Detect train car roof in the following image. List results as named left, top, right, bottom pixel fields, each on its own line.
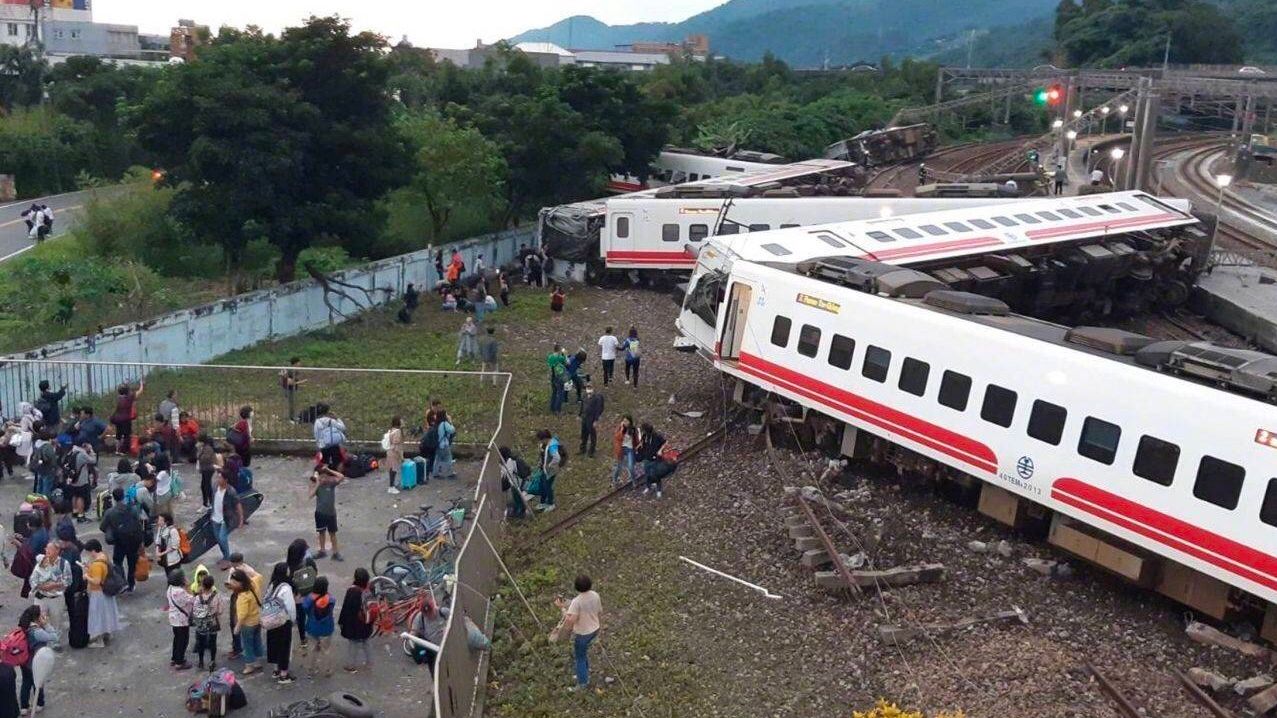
left=712, top=191, right=1197, bottom=267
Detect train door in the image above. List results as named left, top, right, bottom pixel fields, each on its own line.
left=606, top=211, right=634, bottom=264
left=719, top=282, right=752, bottom=361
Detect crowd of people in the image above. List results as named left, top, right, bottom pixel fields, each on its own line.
left=18, top=204, right=54, bottom=243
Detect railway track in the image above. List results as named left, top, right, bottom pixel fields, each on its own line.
left=866, top=138, right=1029, bottom=192
left=1156, top=137, right=1277, bottom=260
left=515, top=420, right=732, bottom=548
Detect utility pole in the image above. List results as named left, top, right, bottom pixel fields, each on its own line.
left=1161, top=33, right=1171, bottom=74
left=966, top=29, right=975, bottom=70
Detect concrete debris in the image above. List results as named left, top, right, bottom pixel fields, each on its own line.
left=1249, top=682, right=1277, bottom=714
left=840, top=552, right=867, bottom=570
left=818, top=563, right=946, bottom=592
left=1186, top=621, right=1272, bottom=660
left=1187, top=667, right=1233, bottom=692
left=878, top=605, right=1028, bottom=647
left=746, top=423, right=765, bottom=435
left=995, top=540, right=1013, bottom=558
left=1235, top=674, right=1275, bottom=695
left=672, top=410, right=705, bottom=419
left=1022, top=558, right=1058, bottom=576
left=967, top=540, right=989, bottom=553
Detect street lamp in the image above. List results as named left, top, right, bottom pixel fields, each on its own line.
left=1072, top=109, right=1083, bottom=119
left=1052, top=119, right=1064, bottom=129
left=1210, top=173, right=1233, bottom=251
left=1110, top=147, right=1126, bottom=189
left=1117, top=104, right=1130, bottom=134
left=1100, top=106, right=1111, bottom=135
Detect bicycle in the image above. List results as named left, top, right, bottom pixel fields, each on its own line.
left=371, top=583, right=449, bottom=639
left=386, top=497, right=466, bottom=544
left=373, top=519, right=459, bottom=576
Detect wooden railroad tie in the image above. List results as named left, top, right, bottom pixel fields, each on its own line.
left=878, top=606, right=1029, bottom=647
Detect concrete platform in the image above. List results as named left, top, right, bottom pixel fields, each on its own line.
left=1192, top=264, right=1277, bottom=353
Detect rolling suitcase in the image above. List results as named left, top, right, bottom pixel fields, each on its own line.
left=400, top=460, right=417, bottom=490
left=413, top=456, right=429, bottom=487
left=68, top=590, right=89, bottom=649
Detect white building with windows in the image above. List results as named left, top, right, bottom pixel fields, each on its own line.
left=0, top=1, right=93, bottom=49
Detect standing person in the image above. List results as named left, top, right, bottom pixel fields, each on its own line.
left=16, top=605, right=57, bottom=712
left=196, top=435, right=217, bottom=508
left=229, top=568, right=263, bottom=675
left=285, top=539, right=317, bottom=652
left=525, top=249, right=543, bottom=288
left=534, top=430, right=561, bottom=512
left=384, top=416, right=404, bottom=495
left=157, top=391, right=180, bottom=454
left=420, top=400, right=443, bottom=479
left=566, top=351, right=588, bottom=409
left=636, top=422, right=668, bottom=497
left=611, top=415, right=637, bottom=487
left=280, top=358, right=303, bottom=423
left=99, top=488, right=143, bottom=594
left=34, top=380, right=67, bottom=431
left=68, top=441, right=96, bottom=522
left=498, top=271, right=511, bottom=307
left=229, top=406, right=253, bottom=467
left=480, top=327, right=501, bottom=387
left=38, top=204, right=52, bottom=241
left=30, top=430, right=56, bottom=497
left=455, top=316, right=479, bottom=366
left=433, top=249, right=445, bottom=285
left=431, top=411, right=457, bottom=481
left=153, top=454, right=176, bottom=517
left=309, top=465, right=345, bottom=561
left=547, top=345, right=568, bottom=416
left=517, top=243, right=534, bottom=284
left=191, top=574, right=224, bottom=671
left=177, top=412, right=200, bottom=462
left=549, top=284, right=565, bottom=318
left=579, top=384, right=604, bottom=458
left=474, top=253, right=486, bottom=278
left=166, top=569, right=194, bottom=670
left=110, top=381, right=143, bottom=455
left=621, top=327, right=642, bottom=388
left=554, top=574, right=602, bottom=691
left=312, top=403, right=347, bottom=471
left=338, top=568, right=374, bottom=674
left=300, top=577, right=335, bottom=678
left=82, top=539, right=120, bottom=648
left=74, top=407, right=107, bottom=453
left=1053, top=166, right=1067, bottom=196
left=598, top=327, right=619, bottom=386
left=29, top=542, right=70, bottom=646
left=154, top=513, right=183, bottom=576
left=265, top=562, right=297, bottom=684
left=211, top=473, right=245, bottom=569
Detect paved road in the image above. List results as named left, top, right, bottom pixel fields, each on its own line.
left=0, top=185, right=130, bottom=262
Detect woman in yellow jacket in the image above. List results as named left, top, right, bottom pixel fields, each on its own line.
left=229, top=568, right=264, bottom=674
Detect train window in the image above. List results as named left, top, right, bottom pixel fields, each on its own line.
left=615, top=217, right=630, bottom=239
left=969, top=219, right=995, bottom=230
left=937, top=371, right=972, bottom=411
left=750, top=224, right=770, bottom=232
left=1193, top=456, right=1245, bottom=510
left=689, top=224, right=709, bottom=243
left=797, top=325, right=821, bottom=358
left=770, top=316, right=792, bottom=348
left=862, top=345, right=892, bottom=383
left=689, top=173, right=700, bottom=182
left=828, top=334, right=855, bottom=370
left=814, top=231, right=847, bottom=248
left=1036, top=211, right=1061, bottom=221
left=993, top=216, right=1017, bottom=227
left=1026, top=400, right=1067, bottom=445
left=1058, top=208, right=1082, bottom=219
left=1080, top=207, right=1102, bottom=216
left=1260, top=479, right=1277, bottom=527
left=1014, top=213, right=1041, bottom=224
left=1098, top=204, right=1120, bottom=214
left=895, top=228, right=923, bottom=240
left=919, top=225, right=947, bottom=236
left=662, top=224, right=680, bottom=242
left=725, top=166, right=745, bottom=173
left=780, top=223, right=800, bottom=229
left=1116, top=202, right=1137, bottom=211
left=717, top=224, right=740, bottom=235
left=944, top=222, right=971, bottom=233
left=867, top=231, right=895, bottom=243
left=1078, top=417, right=1121, bottom=465
left=1132, top=435, right=1180, bottom=486
left=762, top=243, right=791, bottom=256
left=980, top=385, right=1018, bottom=428
left=898, top=358, right=930, bottom=396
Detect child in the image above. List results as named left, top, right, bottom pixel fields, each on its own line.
left=301, top=576, right=335, bottom=677
left=441, top=292, right=457, bottom=312
left=338, top=569, right=374, bottom=673
left=549, top=285, right=565, bottom=318
left=192, top=574, right=224, bottom=670
left=166, top=568, right=194, bottom=670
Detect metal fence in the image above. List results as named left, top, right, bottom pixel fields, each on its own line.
left=0, top=358, right=504, bottom=451
left=1, top=226, right=536, bottom=366
left=433, top=371, right=512, bottom=718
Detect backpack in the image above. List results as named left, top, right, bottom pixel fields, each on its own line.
left=177, top=527, right=192, bottom=559
left=192, top=593, right=219, bottom=634
left=100, top=559, right=126, bottom=596
left=380, top=431, right=393, bottom=452
left=0, top=628, right=29, bottom=666
left=259, top=587, right=290, bottom=631
left=123, top=484, right=139, bottom=505
left=420, top=424, right=440, bottom=454
left=236, top=468, right=253, bottom=492
left=225, top=427, right=246, bottom=450
left=28, top=444, right=54, bottom=475
left=291, top=564, right=317, bottom=595
left=556, top=442, right=569, bottom=468
left=310, top=595, right=333, bottom=622
left=59, top=450, right=78, bottom=481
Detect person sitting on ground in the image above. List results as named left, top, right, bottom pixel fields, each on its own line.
left=635, top=422, right=668, bottom=495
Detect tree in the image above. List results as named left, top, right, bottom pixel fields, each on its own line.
left=0, top=45, right=46, bottom=111
left=554, top=66, right=676, bottom=181
left=48, top=57, right=156, bottom=178
left=1056, top=0, right=1243, bottom=66
left=397, top=111, right=506, bottom=240
left=135, top=17, right=408, bottom=283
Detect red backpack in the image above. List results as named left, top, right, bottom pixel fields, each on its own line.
left=1, top=627, right=29, bottom=666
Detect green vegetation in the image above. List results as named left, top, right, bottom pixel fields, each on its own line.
left=1054, top=0, right=1242, bottom=67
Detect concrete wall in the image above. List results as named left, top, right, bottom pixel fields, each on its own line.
left=2, top=226, right=536, bottom=365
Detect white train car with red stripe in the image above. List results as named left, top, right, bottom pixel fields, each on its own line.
left=606, top=149, right=787, bottom=194
left=676, top=232, right=1277, bottom=633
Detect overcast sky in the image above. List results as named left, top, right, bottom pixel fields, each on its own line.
left=92, top=0, right=727, bottom=47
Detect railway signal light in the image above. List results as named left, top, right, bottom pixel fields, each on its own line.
left=1033, top=87, right=1049, bottom=105
left=1046, top=85, right=1063, bottom=105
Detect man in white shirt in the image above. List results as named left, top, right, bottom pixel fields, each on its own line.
left=1090, top=168, right=1105, bottom=186
left=597, top=327, right=619, bottom=386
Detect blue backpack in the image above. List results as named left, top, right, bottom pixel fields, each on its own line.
left=236, top=468, right=253, bottom=492
left=123, top=484, right=139, bottom=505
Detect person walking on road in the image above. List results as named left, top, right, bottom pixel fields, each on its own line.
left=554, top=574, right=602, bottom=691
left=211, top=473, right=245, bottom=569
left=99, top=488, right=143, bottom=594
left=82, top=539, right=120, bottom=648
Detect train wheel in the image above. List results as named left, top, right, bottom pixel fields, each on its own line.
left=1159, top=279, right=1190, bottom=307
